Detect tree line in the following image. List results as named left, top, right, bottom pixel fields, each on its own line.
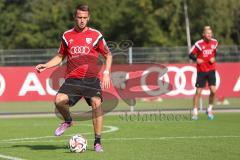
left=0, top=0, right=239, bottom=49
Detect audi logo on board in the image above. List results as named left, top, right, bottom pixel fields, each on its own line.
left=141, top=66, right=220, bottom=96
left=70, top=46, right=90, bottom=55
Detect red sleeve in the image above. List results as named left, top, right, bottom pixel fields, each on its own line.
left=58, top=40, right=67, bottom=56
left=213, top=48, right=217, bottom=57
left=190, top=45, right=200, bottom=55
left=96, top=38, right=111, bottom=58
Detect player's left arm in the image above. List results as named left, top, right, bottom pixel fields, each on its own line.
left=97, top=38, right=112, bottom=89
left=209, top=41, right=218, bottom=64
left=209, top=55, right=216, bottom=64
left=103, top=52, right=112, bottom=89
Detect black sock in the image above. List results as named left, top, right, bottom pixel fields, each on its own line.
left=94, top=134, right=101, bottom=145
left=65, top=117, right=72, bottom=124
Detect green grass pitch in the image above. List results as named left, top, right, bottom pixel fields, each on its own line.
left=0, top=113, right=240, bottom=160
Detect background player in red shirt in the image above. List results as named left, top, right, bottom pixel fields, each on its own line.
left=189, top=26, right=218, bottom=120
left=36, top=4, right=112, bottom=152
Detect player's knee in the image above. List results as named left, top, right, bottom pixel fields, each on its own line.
left=195, top=90, right=202, bottom=96
left=91, top=97, right=102, bottom=109
left=55, top=94, right=69, bottom=106
left=210, top=90, right=216, bottom=96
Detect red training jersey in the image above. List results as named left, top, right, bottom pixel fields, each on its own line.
left=190, top=38, right=218, bottom=72
left=58, top=27, right=110, bottom=79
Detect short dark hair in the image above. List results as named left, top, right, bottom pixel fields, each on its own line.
left=75, top=4, right=90, bottom=14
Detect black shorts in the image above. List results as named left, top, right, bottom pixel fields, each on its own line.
left=58, top=78, right=102, bottom=106
left=195, top=70, right=216, bottom=88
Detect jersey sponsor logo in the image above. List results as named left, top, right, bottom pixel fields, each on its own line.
left=86, top=38, right=92, bottom=44
left=70, top=46, right=90, bottom=55
left=203, top=49, right=213, bottom=57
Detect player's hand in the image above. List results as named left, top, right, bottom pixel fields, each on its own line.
left=209, top=57, right=215, bottom=63
left=102, top=71, right=110, bottom=89
left=196, top=58, right=204, bottom=64
left=35, top=64, right=48, bottom=73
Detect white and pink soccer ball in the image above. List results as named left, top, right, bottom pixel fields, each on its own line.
left=69, top=134, right=87, bottom=153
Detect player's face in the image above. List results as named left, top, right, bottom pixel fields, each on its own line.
left=75, top=10, right=90, bottom=30
left=203, top=29, right=212, bottom=41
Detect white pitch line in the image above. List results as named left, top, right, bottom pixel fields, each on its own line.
left=0, top=154, right=26, bottom=160
left=1, top=135, right=240, bottom=144
left=0, top=133, right=89, bottom=142
left=0, top=125, right=119, bottom=143
left=101, top=135, right=240, bottom=141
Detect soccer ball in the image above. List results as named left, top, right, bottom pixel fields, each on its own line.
left=69, top=134, right=87, bottom=153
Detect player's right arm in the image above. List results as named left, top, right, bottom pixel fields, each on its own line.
left=189, top=43, right=203, bottom=64
left=36, top=39, right=67, bottom=73
left=35, top=54, right=64, bottom=73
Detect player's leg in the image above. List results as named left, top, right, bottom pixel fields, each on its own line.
left=83, top=78, right=104, bottom=152
left=209, top=85, right=216, bottom=106
left=206, top=85, right=216, bottom=120
left=54, top=79, right=81, bottom=136
left=206, top=70, right=216, bottom=120
left=192, top=88, right=203, bottom=120
left=192, top=72, right=206, bottom=120
left=54, top=93, right=73, bottom=136
left=55, top=93, right=72, bottom=123
left=90, top=97, right=104, bottom=152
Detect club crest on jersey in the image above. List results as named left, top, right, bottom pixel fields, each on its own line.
left=211, top=45, right=215, bottom=49
left=69, top=39, right=74, bottom=44
left=86, top=38, right=92, bottom=44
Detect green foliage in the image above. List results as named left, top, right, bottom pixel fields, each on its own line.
left=0, top=0, right=239, bottom=49
left=188, top=0, right=240, bottom=45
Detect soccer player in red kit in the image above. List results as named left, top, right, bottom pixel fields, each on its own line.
left=189, top=26, right=218, bottom=120
left=36, top=4, right=112, bottom=152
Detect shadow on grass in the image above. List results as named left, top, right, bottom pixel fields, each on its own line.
left=11, top=144, right=66, bottom=150
left=11, top=144, right=96, bottom=153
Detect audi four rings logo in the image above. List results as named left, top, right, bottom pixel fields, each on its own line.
left=141, top=66, right=220, bottom=96
left=70, top=46, right=90, bottom=55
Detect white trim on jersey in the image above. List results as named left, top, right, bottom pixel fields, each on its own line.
left=211, top=38, right=218, bottom=49
left=197, top=39, right=204, bottom=43
left=102, top=38, right=110, bottom=53
left=93, top=34, right=103, bottom=47
left=211, top=38, right=218, bottom=42
left=89, top=27, right=102, bottom=36
left=62, top=28, right=74, bottom=47
left=102, top=38, right=107, bottom=46
left=195, top=42, right=202, bottom=51
left=195, top=39, right=203, bottom=50
left=93, top=34, right=102, bottom=46
left=62, top=35, right=68, bottom=46
left=189, top=45, right=195, bottom=54
left=64, top=28, right=74, bottom=34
